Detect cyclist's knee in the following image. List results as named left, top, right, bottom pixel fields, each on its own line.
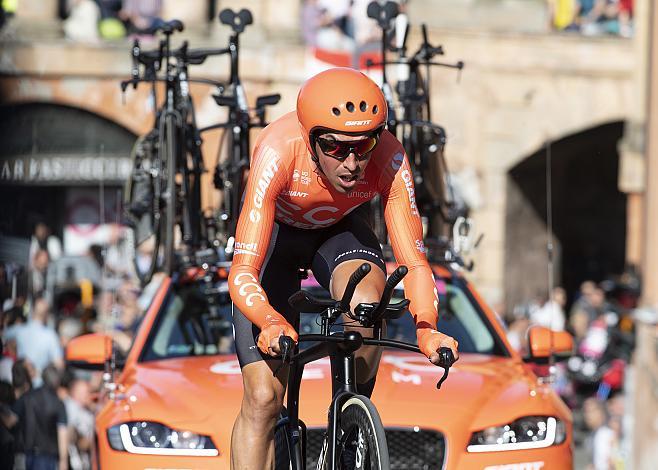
left=242, top=382, right=283, bottom=421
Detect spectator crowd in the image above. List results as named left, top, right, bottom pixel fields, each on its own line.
left=547, top=0, right=634, bottom=37
left=500, top=270, right=639, bottom=470
left=62, top=0, right=163, bottom=42
left=1, top=221, right=147, bottom=470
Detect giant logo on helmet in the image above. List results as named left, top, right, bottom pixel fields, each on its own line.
left=344, top=120, right=372, bottom=126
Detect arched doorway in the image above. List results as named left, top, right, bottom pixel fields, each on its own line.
left=504, top=121, right=627, bottom=310
left=0, top=103, right=137, bottom=251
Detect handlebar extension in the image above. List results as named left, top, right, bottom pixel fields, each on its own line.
left=339, top=263, right=371, bottom=312
left=368, top=265, right=408, bottom=322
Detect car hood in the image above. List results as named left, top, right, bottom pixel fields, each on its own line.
left=116, top=356, right=245, bottom=428
left=297, top=352, right=571, bottom=432
left=115, top=352, right=569, bottom=433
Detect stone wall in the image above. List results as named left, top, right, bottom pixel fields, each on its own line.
left=0, top=0, right=638, bottom=305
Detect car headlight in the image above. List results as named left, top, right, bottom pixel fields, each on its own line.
left=107, top=421, right=219, bottom=456
left=467, top=416, right=566, bottom=452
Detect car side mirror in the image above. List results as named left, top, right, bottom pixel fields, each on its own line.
left=525, top=326, right=574, bottom=364
left=66, top=333, right=115, bottom=370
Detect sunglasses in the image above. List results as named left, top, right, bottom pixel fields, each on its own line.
left=316, top=133, right=380, bottom=161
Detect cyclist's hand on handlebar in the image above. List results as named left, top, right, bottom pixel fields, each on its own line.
left=257, top=322, right=298, bottom=357
left=417, top=328, right=459, bottom=366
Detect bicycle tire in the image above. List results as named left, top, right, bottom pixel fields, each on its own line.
left=125, top=134, right=161, bottom=286
left=275, top=407, right=306, bottom=470
left=275, top=408, right=292, bottom=470
left=318, top=395, right=389, bottom=470
left=337, top=395, right=389, bottom=470
left=161, top=113, right=178, bottom=274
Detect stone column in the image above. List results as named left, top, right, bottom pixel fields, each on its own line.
left=634, top=0, right=658, bottom=467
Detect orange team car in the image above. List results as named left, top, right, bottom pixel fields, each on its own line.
left=67, top=263, right=574, bottom=470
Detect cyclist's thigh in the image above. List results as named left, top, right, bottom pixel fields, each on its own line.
left=232, top=222, right=320, bottom=368
left=311, top=204, right=386, bottom=289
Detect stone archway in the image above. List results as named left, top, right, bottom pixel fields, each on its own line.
left=0, top=102, right=137, bottom=239
left=504, top=121, right=627, bottom=311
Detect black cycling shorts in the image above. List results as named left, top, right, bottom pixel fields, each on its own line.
left=232, top=204, right=385, bottom=367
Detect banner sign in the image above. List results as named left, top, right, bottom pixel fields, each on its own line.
left=0, top=154, right=132, bottom=185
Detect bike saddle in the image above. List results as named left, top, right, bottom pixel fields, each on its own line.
left=366, top=1, right=399, bottom=29
left=219, top=8, right=253, bottom=34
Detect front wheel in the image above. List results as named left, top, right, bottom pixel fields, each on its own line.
left=336, top=395, right=389, bottom=470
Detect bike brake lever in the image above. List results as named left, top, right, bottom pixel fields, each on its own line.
left=436, top=368, right=450, bottom=389
left=435, top=347, right=455, bottom=390
left=273, top=336, right=294, bottom=377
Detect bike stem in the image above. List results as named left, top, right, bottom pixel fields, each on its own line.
left=285, top=332, right=364, bottom=469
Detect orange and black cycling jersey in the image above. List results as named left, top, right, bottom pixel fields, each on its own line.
left=228, top=111, right=439, bottom=333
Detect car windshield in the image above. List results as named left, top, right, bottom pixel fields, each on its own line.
left=140, top=273, right=507, bottom=362
left=140, top=282, right=236, bottom=361
left=299, top=278, right=507, bottom=356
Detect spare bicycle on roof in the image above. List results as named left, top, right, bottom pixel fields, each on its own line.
left=365, top=1, right=479, bottom=269
left=122, top=9, right=280, bottom=285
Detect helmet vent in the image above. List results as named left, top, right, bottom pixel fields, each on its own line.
left=372, top=105, right=379, bottom=114
left=346, top=101, right=355, bottom=112
left=332, top=107, right=341, bottom=116
left=360, top=101, right=367, bottom=112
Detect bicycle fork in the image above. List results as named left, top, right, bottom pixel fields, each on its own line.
left=284, top=332, right=364, bottom=469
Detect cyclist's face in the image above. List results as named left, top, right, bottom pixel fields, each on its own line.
left=315, top=133, right=374, bottom=194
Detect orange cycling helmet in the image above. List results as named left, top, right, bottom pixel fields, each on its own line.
left=297, top=67, right=388, bottom=158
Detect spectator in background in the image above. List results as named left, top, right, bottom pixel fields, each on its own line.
left=30, top=249, right=50, bottom=300
left=301, top=0, right=335, bottom=47
left=58, top=317, right=84, bottom=349
left=617, top=0, right=633, bottom=37
left=503, top=304, right=530, bottom=353
left=29, top=223, right=62, bottom=269
left=570, top=282, right=607, bottom=342
left=547, top=0, right=579, bottom=31
left=104, top=224, right=134, bottom=281
left=0, top=264, right=11, bottom=310
left=64, top=378, right=94, bottom=470
left=1, top=336, right=15, bottom=384
left=5, top=296, right=63, bottom=387
left=12, top=359, right=33, bottom=401
left=530, top=286, right=567, bottom=331
left=120, top=0, right=163, bottom=33
left=302, top=0, right=355, bottom=52
left=0, top=380, right=17, bottom=470
left=63, top=0, right=101, bottom=42
left=14, top=365, right=68, bottom=470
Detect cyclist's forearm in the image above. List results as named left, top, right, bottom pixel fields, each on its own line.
left=228, top=265, right=287, bottom=329
left=405, top=265, right=439, bottom=331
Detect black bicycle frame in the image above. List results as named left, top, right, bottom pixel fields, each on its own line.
left=283, top=330, right=423, bottom=469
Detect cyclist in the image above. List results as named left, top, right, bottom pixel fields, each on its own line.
left=228, top=67, right=459, bottom=469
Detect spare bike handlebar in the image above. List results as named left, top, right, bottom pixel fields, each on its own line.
left=366, top=58, right=464, bottom=71
left=132, top=18, right=184, bottom=36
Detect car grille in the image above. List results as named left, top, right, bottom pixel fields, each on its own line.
left=305, top=427, right=446, bottom=469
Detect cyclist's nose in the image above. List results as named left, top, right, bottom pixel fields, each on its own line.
left=343, top=153, right=359, bottom=171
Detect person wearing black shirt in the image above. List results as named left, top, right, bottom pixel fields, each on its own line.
left=14, top=365, right=68, bottom=470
